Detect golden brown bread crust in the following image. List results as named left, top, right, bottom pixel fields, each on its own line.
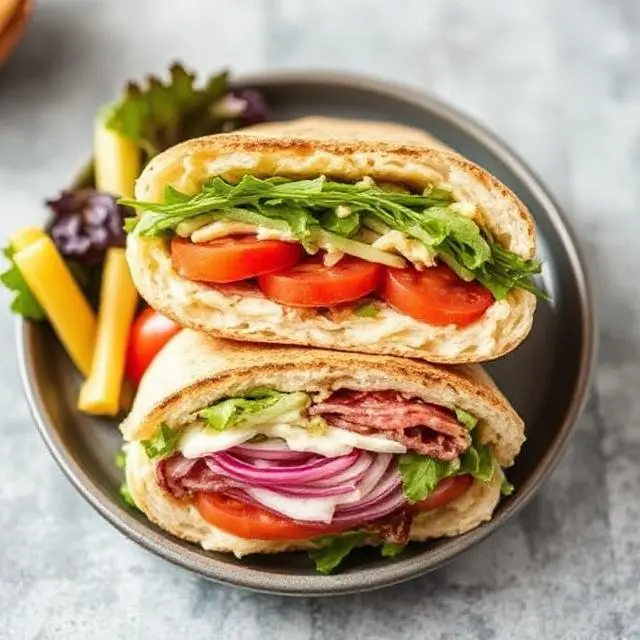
left=120, top=330, right=525, bottom=467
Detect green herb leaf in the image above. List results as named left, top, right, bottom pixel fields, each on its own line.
left=398, top=452, right=460, bottom=503
left=500, top=477, right=515, bottom=496
left=198, top=389, right=310, bottom=431
left=119, top=482, right=138, bottom=509
left=140, top=422, right=181, bottom=459
left=0, top=246, right=45, bottom=320
left=455, top=407, right=478, bottom=431
left=124, top=175, right=544, bottom=298
left=309, top=532, right=366, bottom=574
left=353, top=300, right=380, bottom=318
left=105, top=64, right=231, bottom=157
left=381, top=542, right=406, bottom=557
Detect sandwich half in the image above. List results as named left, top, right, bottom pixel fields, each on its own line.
left=123, top=117, right=543, bottom=364
left=121, top=330, right=525, bottom=573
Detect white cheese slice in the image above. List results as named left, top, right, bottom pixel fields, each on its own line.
left=179, top=421, right=407, bottom=459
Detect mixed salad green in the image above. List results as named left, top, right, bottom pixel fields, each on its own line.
left=125, top=175, right=546, bottom=300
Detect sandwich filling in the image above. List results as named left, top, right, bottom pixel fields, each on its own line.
left=124, top=175, right=544, bottom=332
left=134, top=386, right=512, bottom=573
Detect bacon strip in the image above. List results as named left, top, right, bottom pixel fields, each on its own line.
left=309, top=390, right=470, bottom=460
left=155, top=455, right=240, bottom=499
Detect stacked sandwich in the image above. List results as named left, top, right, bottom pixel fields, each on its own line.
left=120, top=117, right=542, bottom=572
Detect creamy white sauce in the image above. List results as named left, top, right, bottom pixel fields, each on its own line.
left=179, top=421, right=406, bottom=459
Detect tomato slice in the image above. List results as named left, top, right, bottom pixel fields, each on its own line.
left=194, top=493, right=347, bottom=540
left=125, top=308, right=181, bottom=386
left=381, top=265, right=494, bottom=327
left=171, top=235, right=303, bottom=283
left=258, top=255, right=384, bottom=307
left=411, top=475, right=473, bottom=512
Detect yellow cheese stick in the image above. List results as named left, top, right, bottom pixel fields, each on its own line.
left=76, top=116, right=141, bottom=415
left=10, top=226, right=46, bottom=252
left=14, top=237, right=97, bottom=376
left=94, top=110, right=140, bottom=198
left=78, top=248, right=137, bottom=416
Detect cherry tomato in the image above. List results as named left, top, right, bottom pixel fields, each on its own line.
left=171, top=235, right=302, bottom=283
left=194, top=493, right=347, bottom=540
left=411, top=475, right=473, bottom=512
left=381, top=265, right=494, bottom=327
left=258, top=255, right=384, bottom=307
left=125, top=308, right=181, bottom=386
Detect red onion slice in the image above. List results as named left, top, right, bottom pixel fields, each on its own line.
left=210, top=449, right=360, bottom=485
left=231, top=441, right=316, bottom=461
left=336, top=467, right=402, bottom=513
left=333, top=453, right=393, bottom=506
left=331, top=486, right=406, bottom=526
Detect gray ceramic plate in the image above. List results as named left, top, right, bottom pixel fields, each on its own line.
left=17, top=71, right=596, bottom=597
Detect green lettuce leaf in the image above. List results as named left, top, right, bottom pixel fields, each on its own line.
left=115, top=449, right=127, bottom=469
left=140, top=422, right=181, bottom=459
left=309, top=533, right=408, bottom=573
left=309, top=532, right=366, bottom=574
left=500, top=477, right=515, bottom=496
left=381, top=542, right=406, bottom=557
left=455, top=407, right=478, bottom=431
left=399, top=406, right=499, bottom=502
left=0, top=246, right=45, bottom=320
left=319, top=208, right=361, bottom=237
left=198, top=388, right=310, bottom=431
left=123, top=175, right=545, bottom=299
left=398, top=453, right=461, bottom=503
left=105, top=64, right=231, bottom=157
left=460, top=442, right=496, bottom=482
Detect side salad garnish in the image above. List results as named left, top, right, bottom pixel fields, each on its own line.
left=2, top=63, right=268, bottom=416
left=104, top=64, right=267, bottom=158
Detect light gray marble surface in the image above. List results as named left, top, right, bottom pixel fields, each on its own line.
left=0, top=1, right=636, bottom=638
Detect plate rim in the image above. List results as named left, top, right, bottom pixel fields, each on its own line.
left=16, top=69, right=597, bottom=597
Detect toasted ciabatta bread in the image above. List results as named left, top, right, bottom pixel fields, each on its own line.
left=122, top=330, right=523, bottom=557
left=127, top=117, right=536, bottom=364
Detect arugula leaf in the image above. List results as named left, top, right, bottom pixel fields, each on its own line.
left=198, top=389, right=309, bottom=431
left=455, top=407, right=478, bottom=431
left=123, top=175, right=545, bottom=299
left=398, top=453, right=461, bottom=503
left=140, top=422, right=181, bottom=459
left=353, top=300, right=380, bottom=318
left=381, top=542, right=406, bottom=557
left=309, top=532, right=366, bottom=574
left=501, top=477, right=515, bottom=496
left=0, top=246, right=45, bottom=320
left=105, top=64, right=232, bottom=157
left=319, top=208, right=361, bottom=237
